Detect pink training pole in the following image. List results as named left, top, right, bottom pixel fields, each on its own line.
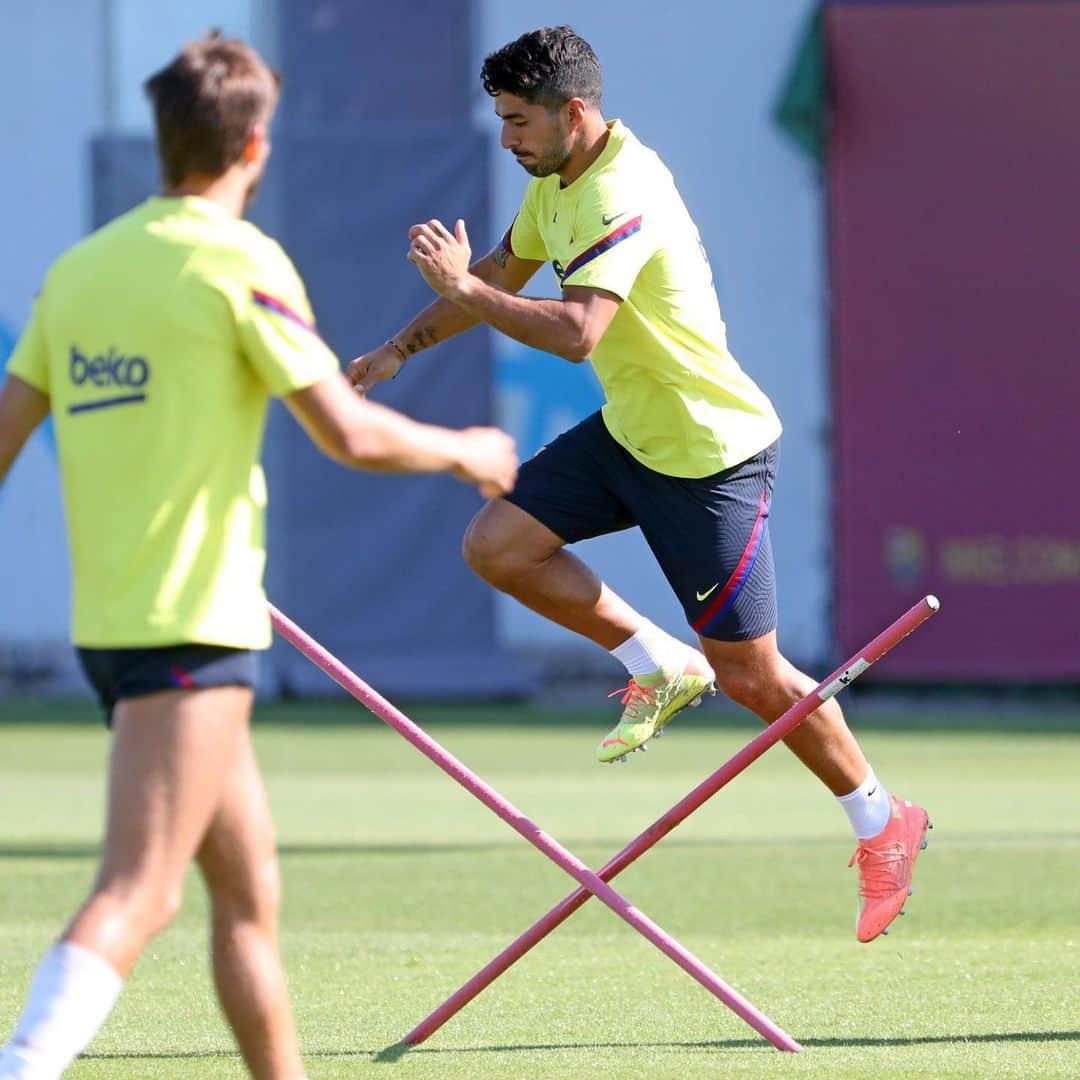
left=268, top=603, right=803, bottom=1053
left=403, top=595, right=940, bottom=1045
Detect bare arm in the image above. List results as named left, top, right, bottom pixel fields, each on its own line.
left=0, top=375, right=50, bottom=489
left=393, top=244, right=543, bottom=356
left=285, top=372, right=517, bottom=496
left=348, top=243, right=543, bottom=391
left=408, top=219, right=621, bottom=363
left=445, top=280, right=619, bottom=363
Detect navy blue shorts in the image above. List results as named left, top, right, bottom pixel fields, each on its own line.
left=77, top=644, right=257, bottom=724
left=504, top=412, right=778, bottom=642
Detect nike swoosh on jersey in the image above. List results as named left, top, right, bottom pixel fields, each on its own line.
left=696, top=583, right=720, bottom=601
left=601, top=211, right=629, bottom=226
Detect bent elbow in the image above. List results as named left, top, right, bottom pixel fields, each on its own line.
left=310, top=421, right=380, bottom=469
left=563, top=332, right=595, bottom=363
left=568, top=317, right=609, bottom=362
left=341, top=428, right=389, bottom=470
left=322, top=436, right=359, bottom=468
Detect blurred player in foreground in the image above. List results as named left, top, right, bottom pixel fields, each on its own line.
left=348, top=25, right=928, bottom=944
left=0, top=32, right=515, bottom=1080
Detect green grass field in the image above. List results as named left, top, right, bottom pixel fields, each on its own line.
left=1, top=700, right=1078, bottom=1078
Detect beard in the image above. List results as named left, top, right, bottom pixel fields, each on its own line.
left=516, top=143, right=572, bottom=178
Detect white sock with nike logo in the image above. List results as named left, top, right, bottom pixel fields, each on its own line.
left=610, top=623, right=685, bottom=678
left=836, top=767, right=891, bottom=839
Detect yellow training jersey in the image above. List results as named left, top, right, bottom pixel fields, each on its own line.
left=505, top=120, right=782, bottom=478
left=6, top=196, right=338, bottom=649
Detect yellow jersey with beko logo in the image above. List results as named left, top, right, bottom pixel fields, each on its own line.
left=503, top=120, right=782, bottom=479
left=6, top=196, right=338, bottom=648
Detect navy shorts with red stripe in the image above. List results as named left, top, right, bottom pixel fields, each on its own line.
left=77, top=643, right=257, bottom=725
left=504, top=412, right=778, bottom=642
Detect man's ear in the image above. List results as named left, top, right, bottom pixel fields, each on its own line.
left=243, top=123, right=269, bottom=164
left=564, top=97, right=588, bottom=132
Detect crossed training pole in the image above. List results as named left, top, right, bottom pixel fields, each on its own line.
left=270, top=595, right=939, bottom=1053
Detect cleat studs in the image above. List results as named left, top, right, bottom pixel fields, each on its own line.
left=689, top=696, right=702, bottom=708
left=920, top=838, right=928, bottom=850
left=899, top=908, right=906, bottom=916
left=927, top=820, right=933, bottom=829
left=909, top=885, right=915, bottom=895
left=880, top=929, right=888, bottom=936
left=654, top=728, right=665, bottom=739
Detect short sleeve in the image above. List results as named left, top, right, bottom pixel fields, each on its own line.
left=5, top=295, right=50, bottom=394
left=560, top=186, right=657, bottom=299
left=504, top=181, right=549, bottom=262
left=235, top=242, right=340, bottom=397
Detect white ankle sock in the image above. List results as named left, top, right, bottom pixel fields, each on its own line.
left=610, top=623, right=683, bottom=677
left=836, top=768, right=891, bottom=840
left=0, top=942, right=124, bottom=1080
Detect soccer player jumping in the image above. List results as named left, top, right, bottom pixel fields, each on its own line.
left=348, top=26, right=929, bottom=944
left=0, top=33, right=516, bottom=1080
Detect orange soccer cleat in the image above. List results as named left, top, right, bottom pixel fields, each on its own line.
left=849, top=795, right=931, bottom=942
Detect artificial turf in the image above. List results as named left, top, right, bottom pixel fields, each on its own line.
left=0, top=699, right=1077, bottom=1078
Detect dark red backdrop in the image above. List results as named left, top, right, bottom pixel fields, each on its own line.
left=827, top=0, right=1080, bottom=679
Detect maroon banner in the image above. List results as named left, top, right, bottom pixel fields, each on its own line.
left=827, top=1, right=1080, bottom=679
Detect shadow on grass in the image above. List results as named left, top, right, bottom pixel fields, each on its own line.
left=5, top=827, right=1080, bottom=863
left=373, top=1030, right=1080, bottom=1058
left=0, top=841, right=529, bottom=861
left=81, top=1029, right=1080, bottom=1064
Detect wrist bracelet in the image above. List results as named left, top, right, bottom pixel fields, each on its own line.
left=387, top=339, right=409, bottom=363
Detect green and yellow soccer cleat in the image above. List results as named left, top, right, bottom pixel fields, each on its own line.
left=597, top=653, right=716, bottom=763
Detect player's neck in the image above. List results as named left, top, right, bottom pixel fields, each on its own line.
left=558, top=115, right=611, bottom=188
left=163, top=171, right=250, bottom=219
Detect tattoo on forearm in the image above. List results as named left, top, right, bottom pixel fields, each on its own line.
left=491, top=244, right=509, bottom=269
left=405, top=325, right=439, bottom=355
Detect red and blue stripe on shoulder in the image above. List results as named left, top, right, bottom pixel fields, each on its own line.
left=251, top=290, right=318, bottom=334
left=563, top=214, right=643, bottom=280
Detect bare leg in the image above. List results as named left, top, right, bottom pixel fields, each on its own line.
left=463, top=499, right=643, bottom=649
left=0, top=688, right=256, bottom=1080
left=462, top=500, right=868, bottom=790
left=196, top=731, right=304, bottom=1080
left=699, top=632, right=868, bottom=795
left=64, top=686, right=252, bottom=973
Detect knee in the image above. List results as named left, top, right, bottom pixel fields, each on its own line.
left=207, top=856, right=282, bottom=927
left=462, top=511, right=520, bottom=586
left=154, top=888, right=184, bottom=934
left=93, top=876, right=185, bottom=940
left=714, top=663, right=774, bottom=715
left=712, top=654, right=810, bottom=719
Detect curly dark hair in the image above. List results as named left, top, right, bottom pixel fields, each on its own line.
left=481, top=26, right=602, bottom=109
